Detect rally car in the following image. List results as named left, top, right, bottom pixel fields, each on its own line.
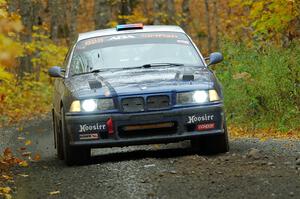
left=48, top=24, right=229, bottom=165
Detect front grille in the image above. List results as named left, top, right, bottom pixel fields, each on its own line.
left=121, top=95, right=170, bottom=112
left=121, top=97, right=144, bottom=112
left=147, top=95, right=170, bottom=110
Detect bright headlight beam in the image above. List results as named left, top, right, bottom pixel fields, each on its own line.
left=81, top=99, right=97, bottom=112
left=193, top=91, right=208, bottom=103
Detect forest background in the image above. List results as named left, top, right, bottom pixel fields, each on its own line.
left=0, top=0, right=299, bottom=135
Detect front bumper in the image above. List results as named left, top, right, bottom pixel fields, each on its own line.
left=65, top=103, right=225, bottom=148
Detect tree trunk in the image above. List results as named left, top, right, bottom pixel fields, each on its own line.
left=119, top=0, right=131, bottom=24
left=204, top=0, right=212, bottom=52
left=167, top=0, right=175, bottom=24
left=70, top=0, right=80, bottom=41
left=181, top=0, right=190, bottom=31
left=49, top=0, right=59, bottom=43
left=7, top=0, right=19, bottom=13
left=94, top=0, right=111, bottom=29
left=143, top=0, right=149, bottom=22
left=213, top=0, right=219, bottom=50
left=59, top=0, right=69, bottom=39
left=153, top=0, right=164, bottom=25
left=18, top=0, right=33, bottom=77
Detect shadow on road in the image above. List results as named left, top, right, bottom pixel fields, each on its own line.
left=88, top=145, right=216, bottom=165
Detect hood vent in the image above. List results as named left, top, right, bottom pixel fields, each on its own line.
left=88, top=80, right=102, bottom=90
left=182, top=73, right=194, bottom=81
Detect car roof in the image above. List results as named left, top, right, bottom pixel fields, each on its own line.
left=77, top=25, right=185, bottom=42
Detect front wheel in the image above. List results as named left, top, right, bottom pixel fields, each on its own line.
left=190, top=121, right=229, bottom=154
left=54, top=112, right=64, bottom=160
left=61, top=107, right=90, bottom=166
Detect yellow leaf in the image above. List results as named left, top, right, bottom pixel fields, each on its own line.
left=4, top=193, right=12, bottom=199
left=21, top=152, right=31, bottom=157
left=18, top=174, right=29, bottom=177
left=17, top=136, right=25, bottom=140
left=33, top=153, right=41, bottom=161
left=1, top=175, right=12, bottom=180
left=25, top=140, right=32, bottom=146
left=0, top=187, right=11, bottom=194
left=19, top=160, right=28, bottom=167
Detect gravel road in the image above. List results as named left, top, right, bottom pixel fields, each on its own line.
left=1, top=116, right=299, bottom=199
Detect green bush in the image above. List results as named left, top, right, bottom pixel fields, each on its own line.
left=215, top=41, right=300, bottom=131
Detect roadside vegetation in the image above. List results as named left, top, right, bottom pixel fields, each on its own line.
left=217, top=41, right=300, bottom=131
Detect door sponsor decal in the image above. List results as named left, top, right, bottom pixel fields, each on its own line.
left=79, top=133, right=99, bottom=140
left=79, top=123, right=106, bottom=133
left=196, top=123, right=215, bottom=131
left=187, top=114, right=215, bottom=124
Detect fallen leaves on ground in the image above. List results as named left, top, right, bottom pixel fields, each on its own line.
left=229, top=125, right=300, bottom=140
left=49, top=191, right=60, bottom=195
left=0, top=147, right=32, bottom=198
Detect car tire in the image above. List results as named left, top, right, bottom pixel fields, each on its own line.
left=61, top=107, right=90, bottom=166
left=191, top=120, right=229, bottom=154
left=54, top=112, right=64, bottom=160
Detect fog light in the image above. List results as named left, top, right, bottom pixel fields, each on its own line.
left=70, top=100, right=81, bottom=112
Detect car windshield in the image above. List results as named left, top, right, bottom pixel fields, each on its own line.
left=70, top=32, right=204, bottom=75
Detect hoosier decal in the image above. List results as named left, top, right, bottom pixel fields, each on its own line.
left=187, top=114, right=215, bottom=124
left=79, top=123, right=106, bottom=133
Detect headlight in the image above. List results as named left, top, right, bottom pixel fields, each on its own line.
left=70, top=98, right=115, bottom=112
left=97, top=98, right=115, bottom=110
left=193, top=91, right=208, bottom=103
left=176, top=90, right=220, bottom=104
left=82, top=99, right=97, bottom=112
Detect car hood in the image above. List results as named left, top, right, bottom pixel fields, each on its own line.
left=65, top=67, right=216, bottom=98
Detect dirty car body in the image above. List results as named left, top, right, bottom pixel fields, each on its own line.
left=49, top=24, right=229, bottom=165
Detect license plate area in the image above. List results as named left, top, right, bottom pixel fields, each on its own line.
left=118, top=122, right=177, bottom=138
left=123, top=122, right=175, bottom=131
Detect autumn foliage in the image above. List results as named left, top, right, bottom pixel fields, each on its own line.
left=0, top=0, right=67, bottom=126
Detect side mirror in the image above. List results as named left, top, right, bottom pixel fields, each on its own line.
left=206, top=52, right=223, bottom=66
left=48, top=66, right=64, bottom=78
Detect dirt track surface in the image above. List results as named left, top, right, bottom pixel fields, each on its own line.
left=1, top=117, right=300, bottom=199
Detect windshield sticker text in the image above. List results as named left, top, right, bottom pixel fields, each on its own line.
left=108, top=35, right=136, bottom=41
left=141, top=34, right=178, bottom=39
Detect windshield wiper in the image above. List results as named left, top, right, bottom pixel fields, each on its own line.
left=119, top=63, right=185, bottom=70
left=142, top=63, right=184, bottom=68
left=73, top=63, right=185, bottom=75
left=72, top=69, right=107, bottom=76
